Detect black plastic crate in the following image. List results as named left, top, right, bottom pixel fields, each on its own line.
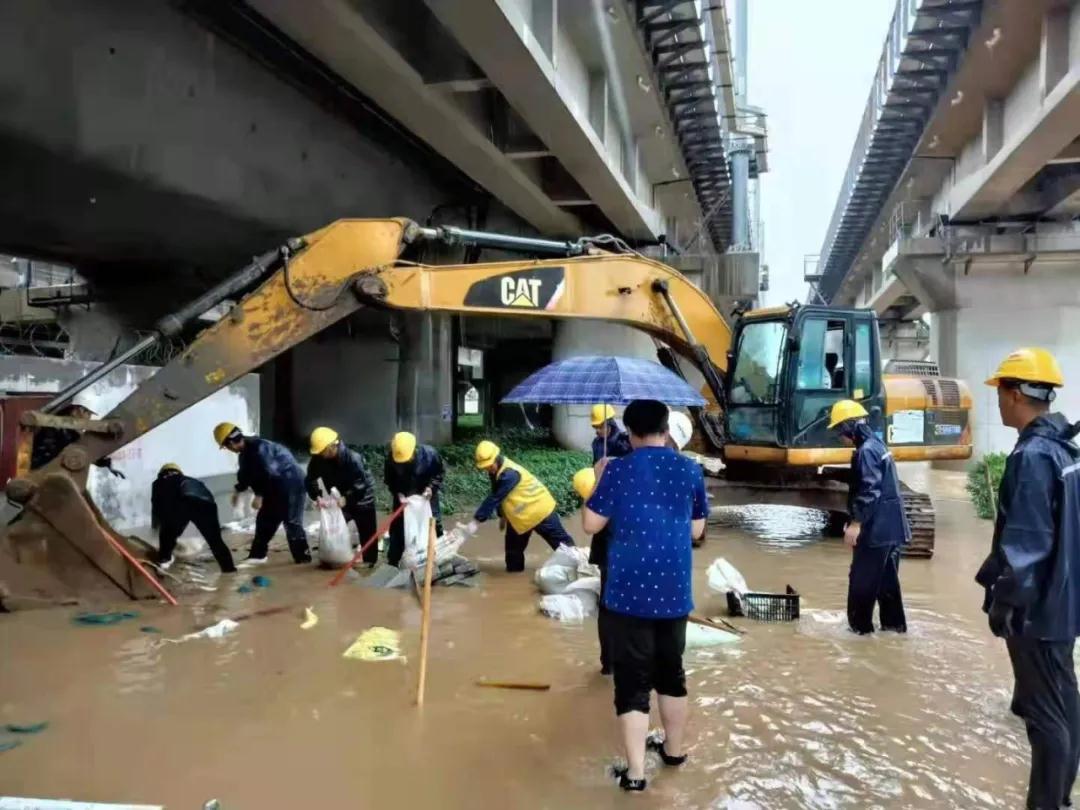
left=726, top=585, right=800, bottom=622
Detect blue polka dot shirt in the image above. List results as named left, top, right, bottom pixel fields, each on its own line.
left=587, top=446, right=708, bottom=619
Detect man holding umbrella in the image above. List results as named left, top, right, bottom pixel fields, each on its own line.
left=468, top=440, right=575, bottom=572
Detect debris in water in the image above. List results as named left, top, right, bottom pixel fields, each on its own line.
left=476, top=680, right=551, bottom=691
left=162, top=619, right=240, bottom=644
left=0, top=740, right=22, bottom=753
left=252, top=575, right=272, bottom=588
left=72, top=611, right=138, bottom=626
left=139, top=626, right=162, bottom=634
left=342, top=627, right=403, bottom=662
left=300, top=606, right=318, bottom=630
left=237, top=584, right=254, bottom=594
left=4, top=722, right=48, bottom=734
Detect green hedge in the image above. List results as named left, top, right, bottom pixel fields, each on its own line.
left=354, top=427, right=591, bottom=518
left=966, top=452, right=1007, bottom=520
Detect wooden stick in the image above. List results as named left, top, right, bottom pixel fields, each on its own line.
left=415, top=516, right=437, bottom=707
left=476, top=680, right=551, bottom=691
left=328, top=503, right=406, bottom=587
left=689, top=613, right=744, bottom=635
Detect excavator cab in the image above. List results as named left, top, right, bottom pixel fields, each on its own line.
left=726, top=305, right=885, bottom=458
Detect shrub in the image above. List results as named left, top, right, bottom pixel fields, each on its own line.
left=354, top=427, right=591, bottom=517
left=966, top=452, right=1007, bottom=520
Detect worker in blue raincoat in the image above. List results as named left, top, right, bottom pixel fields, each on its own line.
left=384, top=431, right=444, bottom=567
left=306, top=427, right=378, bottom=565
left=829, top=399, right=909, bottom=635
left=591, top=404, right=633, bottom=463
left=214, top=422, right=311, bottom=567
left=977, top=347, right=1080, bottom=810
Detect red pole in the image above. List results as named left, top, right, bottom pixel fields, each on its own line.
left=328, top=503, right=407, bottom=587
left=103, top=532, right=179, bottom=606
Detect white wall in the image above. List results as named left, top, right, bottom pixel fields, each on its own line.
left=0, top=356, right=259, bottom=531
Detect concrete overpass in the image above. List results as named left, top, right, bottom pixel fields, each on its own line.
left=0, top=1, right=766, bottom=448
left=815, top=0, right=1080, bottom=453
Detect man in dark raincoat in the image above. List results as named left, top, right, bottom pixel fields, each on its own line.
left=214, top=422, right=311, bottom=567
left=978, top=347, right=1080, bottom=810
left=829, top=399, right=909, bottom=635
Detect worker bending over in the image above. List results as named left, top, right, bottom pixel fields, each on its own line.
left=151, top=464, right=236, bottom=574
left=592, top=404, right=632, bottom=462
left=306, top=427, right=378, bottom=566
left=31, top=393, right=123, bottom=478
left=977, top=348, right=1080, bottom=810
left=829, top=400, right=909, bottom=635
left=384, top=431, right=444, bottom=567
left=470, top=440, right=574, bottom=572
left=214, top=423, right=311, bottom=567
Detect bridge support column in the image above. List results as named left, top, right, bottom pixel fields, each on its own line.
left=550, top=321, right=656, bottom=451
left=898, top=258, right=1080, bottom=454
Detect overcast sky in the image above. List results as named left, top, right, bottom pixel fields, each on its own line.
left=746, top=0, right=897, bottom=305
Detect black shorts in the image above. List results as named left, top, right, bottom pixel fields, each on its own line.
left=608, top=611, right=688, bottom=716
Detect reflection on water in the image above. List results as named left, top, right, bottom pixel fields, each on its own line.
left=711, top=505, right=828, bottom=549
left=0, top=473, right=1029, bottom=808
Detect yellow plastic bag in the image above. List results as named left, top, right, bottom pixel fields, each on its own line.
left=342, top=627, right=403, bottom=662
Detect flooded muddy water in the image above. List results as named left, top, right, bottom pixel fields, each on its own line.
left=0, top=467, right=1030, bottom=808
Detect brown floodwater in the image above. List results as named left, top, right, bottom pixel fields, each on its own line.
left=0, top=466, right=1031, bottom=808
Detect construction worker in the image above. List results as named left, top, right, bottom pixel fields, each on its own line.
left=214, top=422, right=310, bottom=567
left=469, top=440, right=574, bottom=572
left=829, top=399, right=909, bottom=635
left=574, top=467, right=613, bottom=674
left=305, top=427, right=378, bottom=565
left=592, top=404, right=632, bottom=463
left=30, top=392, right=124, bottom=477
left=977, top=348, right=1080, bottom=810
left=384, top=431, right=444, bottom=567
left=151, top=463, right=236, bottom=574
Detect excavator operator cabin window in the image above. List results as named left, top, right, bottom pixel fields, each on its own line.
left=730, top=320, right=786, bottom=406
left=796, top=319, right=846, bottom=391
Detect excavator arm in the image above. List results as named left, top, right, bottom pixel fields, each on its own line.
left=3, top=218, right=732, bottom=606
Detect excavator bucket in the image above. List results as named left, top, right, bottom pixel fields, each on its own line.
left=2, top=473, right=160, bottom=608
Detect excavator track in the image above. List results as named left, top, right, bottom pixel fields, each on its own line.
left=900, top=484, right=935, bottom=559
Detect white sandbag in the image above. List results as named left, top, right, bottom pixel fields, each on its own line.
left=401, top=525, right=470, bottom=572
left=538, top=589, right=599, bottom=623
left=534, top=544, right=591, bottom=595
left=685, top=622, right=741, bottom=648
left=316, top=489, right=353, bottom=568
left=707, top=557, right=749, bottom=596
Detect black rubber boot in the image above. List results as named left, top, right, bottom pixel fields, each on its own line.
left=612, top=766, right=646, bottom=792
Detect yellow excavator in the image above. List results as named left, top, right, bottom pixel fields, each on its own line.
left=1, top=218, right=971, bottom=606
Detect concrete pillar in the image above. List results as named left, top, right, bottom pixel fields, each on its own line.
left=551, top=320, right=656, bottom=450
left=396, top=312, right=454, bottom=445
left=1040, top=7, right=1071, bottom=99
left=923, top=263, right=1080, bottom=454
left=982, top=98, right=1004, bottom=163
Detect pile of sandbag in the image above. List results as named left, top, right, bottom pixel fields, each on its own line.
left=536, top=545, right=602, bottom=623
left=369, top=495, right=479, bottom=588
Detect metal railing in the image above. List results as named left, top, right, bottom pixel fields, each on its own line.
left=816, top=0, right=982, bottom=302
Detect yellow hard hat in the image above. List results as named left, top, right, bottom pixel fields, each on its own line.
left=590, top=404, right=616, bottom=427
left=828, top=399, right=869, bottom=429
left=391, top=431, right=417, bottom=463
left=310, top=426, right=339, bottom=455
left=572, top=467, right=596, bottom=500
left=213, top=422, right=240, bottom=447
left=158, top=463, right=182, bottom=477
left=475, top=440, right=501, bottom=470
left=985, top=347, right=1064, bottom=388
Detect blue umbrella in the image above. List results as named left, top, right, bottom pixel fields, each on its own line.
left=500, top=355, right=706, bottom=406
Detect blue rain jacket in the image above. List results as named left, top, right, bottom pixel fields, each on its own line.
left=976, top=413, right=1080, bottom=641
left=383, top=444, right=445, bottom=498
left=234, top=437, right=305, bottom=500
left=847, top=422, right=910, bottom=549
left=305, top=442, right=375, bottom=509
left=591, top=420, right=633, bottom=464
